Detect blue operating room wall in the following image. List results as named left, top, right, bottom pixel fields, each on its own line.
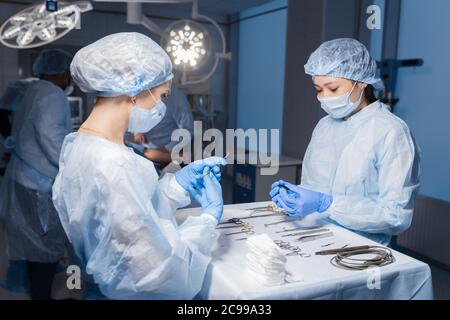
left=369, top=0, right=385, bottom=61
left=236, top=0, right=287, bottom=152
left=395, top=0, right=450, bottom=202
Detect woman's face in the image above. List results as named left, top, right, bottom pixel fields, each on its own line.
left=132, top=81, right=172, bottom=109
left=313, top=76, right=366, bottom=103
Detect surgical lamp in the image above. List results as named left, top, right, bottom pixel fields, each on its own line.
left=0, top=1, right=93, bottom=49
left=123, top=0, right=231, bottom=85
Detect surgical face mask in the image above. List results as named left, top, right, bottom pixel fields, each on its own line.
left=64, top=84, right=74, bottom=96
left=128, top=89, right=167, bottom=133
left=317, top=82, right=364, bottom=119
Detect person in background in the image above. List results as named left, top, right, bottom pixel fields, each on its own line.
left=0, top=78, right=38, bottom=138
left=132, top=85, right=194, bottom=168
left=270, top=38, right=420, bottom=246
left=0, top=78, right=38, bottom=174
left=0, top=49, right=73, bottom=299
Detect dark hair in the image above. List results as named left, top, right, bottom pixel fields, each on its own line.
left=364, top=85, right=377, bottom=104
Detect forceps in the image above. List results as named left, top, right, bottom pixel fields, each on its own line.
left=217, top=219, right=252, bottom=232
left=219, top=213, right=285, bottom=226
left=280, top=228, right=330, bottom=238
left=273, top=240, right=311, bottom=258
left=264, top=218, right=299, bottom=227
left=275, top=226, right=327, bottom=234
left=219, top=218, right=245, bottom=225
left=248, top=202, right=286, bottom=214
left=225, top=230, right=255, bottom=236
left=296, top=231, right=334, bottom=243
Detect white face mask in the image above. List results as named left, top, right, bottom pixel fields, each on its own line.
left=317, top=82, right=364, bottom=119
left=128, top=89, right=167, bottom=133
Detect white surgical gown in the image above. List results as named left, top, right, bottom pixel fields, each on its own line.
left=301, top=101, right=421, bottom=245
left=52, top=132, right=219, bottom=300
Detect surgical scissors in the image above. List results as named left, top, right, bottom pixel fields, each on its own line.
left=273, top=240, right=311, bottom=258
left=247, top=212, right=287, bottom=219
left=219, top=218, right=245, bottom=225
left=286, top=251, right=312, bottom=258
left=217, top=219, right=250, bottom=228
left=217, top=220, right=253, bottom=232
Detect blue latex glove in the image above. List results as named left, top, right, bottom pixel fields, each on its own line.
left=175, top=156, right=227, bottom=192
left=269, top=180, right=333, bottom=217
left=189, top=168, right=224, bottom=223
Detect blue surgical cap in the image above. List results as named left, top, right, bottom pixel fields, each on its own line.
left=304, top=38, right=380, bottom=85
left=70, top=32, right=173, bottom=97
left=33, top=49, right=73, bottom=77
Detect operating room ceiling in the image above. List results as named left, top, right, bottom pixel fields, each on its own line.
left=0, top=0, right=276, bottom=18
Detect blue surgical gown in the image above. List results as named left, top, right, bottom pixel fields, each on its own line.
left=0, top=78, right=38, bottom=112
left=301, top=101, right=421, bottom=245
left=52, top=132, right=219, bottom=300
left=0, top=80, right=71, bottom=262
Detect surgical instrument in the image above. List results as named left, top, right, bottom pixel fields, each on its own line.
left=225, top=230, right=255, bottom=236
left=217, top=225, right=245, bottom=230
left=202, top=153, right=230, bottom=178
left=296, top=232, right=334, bottom=243
left=219, top=213, right=287, bottom=226
left=219, top=218, right=246, bottom=225
left=264, top=218, right=299, bottom=227
left=247, top=202, right=286, bottom=214
left=247, top=212, right=287, bottom=219
left=217, top=225, right=252, bottom=231
left=219, top=226, right=253, bottom=233
left=275, top=226, right=327, bottom=234
left=281, top=228, right=330, bottom=238
left=321, top=243, right=335, bottom=248
left=273, top=240, right=311, bottom=258
left=315, top=245, right=371, bottom=256
left=217, top=221, right=252, bottom=230
left=329, top=246, right=395, bottom=270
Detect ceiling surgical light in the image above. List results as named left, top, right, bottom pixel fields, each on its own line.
left=162, top=20, right=211, bottom=72
left=0, top=1, right=92, bottom=49
left=121, top=0, right=231, bottom=86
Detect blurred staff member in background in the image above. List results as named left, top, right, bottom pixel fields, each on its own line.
left=0, top=78, right=38, bottom=174
left=0, top=49, right=73, bottom=300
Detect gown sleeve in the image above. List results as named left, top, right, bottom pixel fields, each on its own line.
left=86, top=165, right=219, bottom=299
left=325, top=125, right=421, bottom=235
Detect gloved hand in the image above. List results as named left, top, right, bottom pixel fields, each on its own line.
left=189, top=168, right=224, bottom=223
left=175, top=156, right=227, bottom=191
left=269, top=180, right=333, bottom=217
